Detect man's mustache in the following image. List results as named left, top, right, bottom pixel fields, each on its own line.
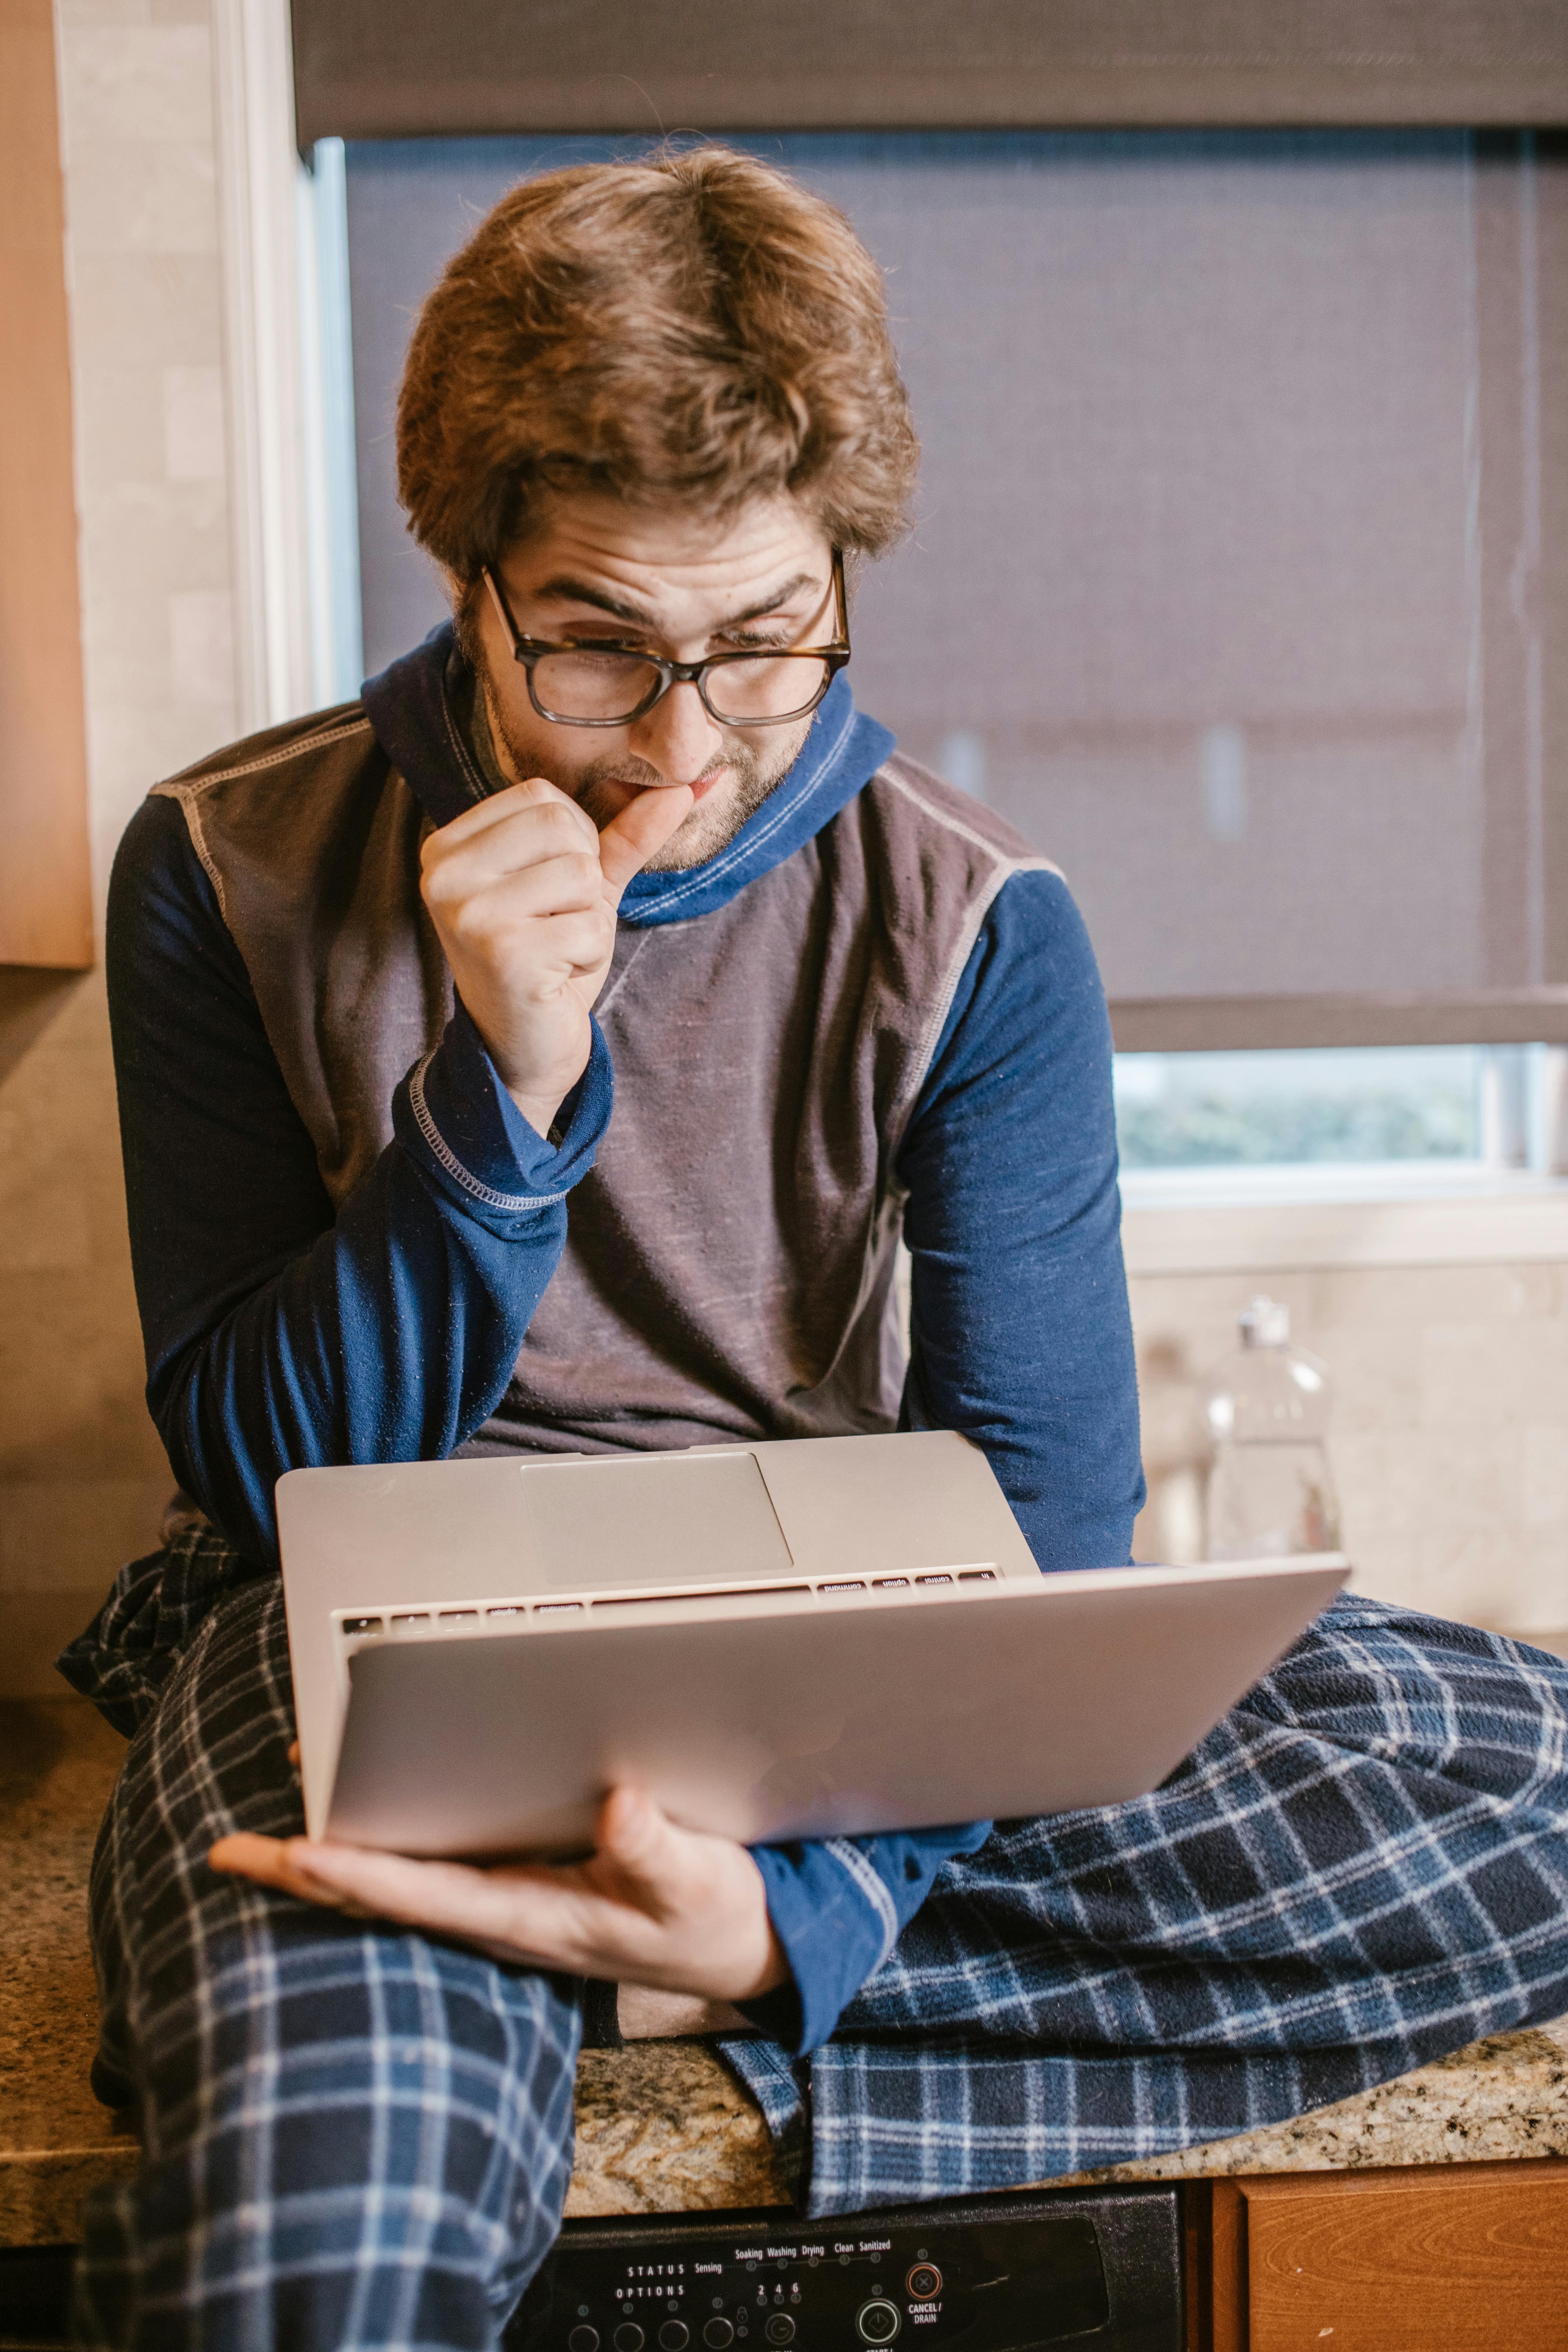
left=582, top=758, right=731, bottom=793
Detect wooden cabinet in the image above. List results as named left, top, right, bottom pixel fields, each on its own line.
left=1186, top=2159, right=1568, bottom=2351
left=0, top=0, right=93, bottom=968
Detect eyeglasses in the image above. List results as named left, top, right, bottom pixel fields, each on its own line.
left=480, top=549, right=850, bottom=728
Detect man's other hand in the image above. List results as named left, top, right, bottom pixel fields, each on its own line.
left=419, top=774, right=693, bottom=1140
left=208, top=1784, right=788, bottom=2004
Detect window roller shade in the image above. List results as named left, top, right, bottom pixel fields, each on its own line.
left=338, top=110, right=1568, bottom=1049
left=1111, top=992, right=1568, bottom=1053
left=343, top=130, right=1568, bottom=1048
left=292, top=1, right=1568, bottom=152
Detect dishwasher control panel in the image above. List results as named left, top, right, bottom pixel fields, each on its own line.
left=506, top=2191, right=1183, bottom=2352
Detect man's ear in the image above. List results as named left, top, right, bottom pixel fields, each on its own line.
left=449, top=571, right=486, bottom=663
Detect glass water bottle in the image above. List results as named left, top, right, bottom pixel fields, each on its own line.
left=1204, top=1296, right=1342, bottom=1560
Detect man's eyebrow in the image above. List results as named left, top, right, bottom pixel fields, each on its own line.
left=530, top=576, right=657, bottom=627
left=529, top=571, right=824, bottom=633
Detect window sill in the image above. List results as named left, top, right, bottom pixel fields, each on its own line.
left=1120, top=1165, right=1568, bottom=1273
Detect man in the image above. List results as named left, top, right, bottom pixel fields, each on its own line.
left=65, top=147, right=1568, bottom=2351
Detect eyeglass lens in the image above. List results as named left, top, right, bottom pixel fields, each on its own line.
left=530, top=649, right=833, bottom=725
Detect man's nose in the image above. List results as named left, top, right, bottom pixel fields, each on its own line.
left=629, top=679, right=725, bottom=784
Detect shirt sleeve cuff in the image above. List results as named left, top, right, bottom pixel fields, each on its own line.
left=393, top=1003, right=612, bottom=1233
left=741, top=1823, right=993, bottom=2056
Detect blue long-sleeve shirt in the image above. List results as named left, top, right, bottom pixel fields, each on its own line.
left=107, top=654, right=1143, bottom=2055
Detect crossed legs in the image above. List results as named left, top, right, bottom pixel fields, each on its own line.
left=74, top=1576, right=581, bottom=2351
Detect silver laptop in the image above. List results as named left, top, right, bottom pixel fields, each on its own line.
left=278, top=1430, right=1347, bottom=1859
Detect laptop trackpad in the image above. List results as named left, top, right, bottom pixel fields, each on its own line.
left=522, top=1452, right=794, bottom=1590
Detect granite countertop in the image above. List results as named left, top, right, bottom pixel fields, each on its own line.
left=5, top=1697, right=1567, bottom=2242
left=0, top=1699, right=141, bottom=2245
left=567, top=2024, right=1568, bottom=2217
left=1063, top=2016, right=1568, bottom=2189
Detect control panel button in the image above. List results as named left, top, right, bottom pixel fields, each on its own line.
left=613, top=2327, right=645, bottom=2352
left=856, top=2302, right=901, bottom=2345
left=658, top=2324, right=689, bottom=2352
left=569, top=2330, right=600, bottom=2352
left=702, top=2323, right=735, bottom=2350
left=763, top=2320, right=795, bottom=2347
left=906, top=2266, right=942, bottom=2302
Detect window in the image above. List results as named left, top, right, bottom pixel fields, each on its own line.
left=302, top=109, right=1568, bottom=1192
left=335, top=128, right=1568, bottom=1052
left=1115, top=1043, right=1568, bottom=1201
left=1117, top=1047, right=1483, bottom=1170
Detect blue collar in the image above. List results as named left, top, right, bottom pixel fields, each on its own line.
left=361, top=624, right=894, bottom=929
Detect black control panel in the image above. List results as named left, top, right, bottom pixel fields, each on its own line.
left=506, top=2191, right=1184, bottom=2352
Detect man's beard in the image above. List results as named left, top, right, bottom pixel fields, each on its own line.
left=571, top=741, right=794, bottom=871
left=480, top=656, right=805, bottom=871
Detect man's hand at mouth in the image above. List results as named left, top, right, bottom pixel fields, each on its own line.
left=209, top=1784, right=790, bottom=2004
left=419, top=773, right=693, bottom=1140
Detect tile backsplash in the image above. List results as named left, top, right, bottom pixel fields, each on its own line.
left=0, top=0, right=234, bottom=1694
left=1130, top=1260, right=1568, bottom=1639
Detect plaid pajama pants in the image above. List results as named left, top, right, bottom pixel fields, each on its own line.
left=721, top=1585, right=1568, bottom=2212
left=62, top=1535, right=582, bottom=2351
left=60, top=1526, right=1568, bottom=2344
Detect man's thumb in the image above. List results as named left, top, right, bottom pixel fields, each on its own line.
left=597, top=784, right=695, bottom=900
left=595, top=1785, right=677, bottom=1891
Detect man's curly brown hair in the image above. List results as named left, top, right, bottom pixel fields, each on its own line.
left=396, top=144, right=919, bottom=584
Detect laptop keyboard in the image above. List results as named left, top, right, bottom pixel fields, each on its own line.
left=336, top=1569, right=999, bottom=1648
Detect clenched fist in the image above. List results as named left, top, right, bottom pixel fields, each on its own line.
left=419, top=772, right=694, bottom=1138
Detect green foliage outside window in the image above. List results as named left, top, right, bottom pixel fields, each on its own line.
left=1116, top=1082, right=1476, bottom=1169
